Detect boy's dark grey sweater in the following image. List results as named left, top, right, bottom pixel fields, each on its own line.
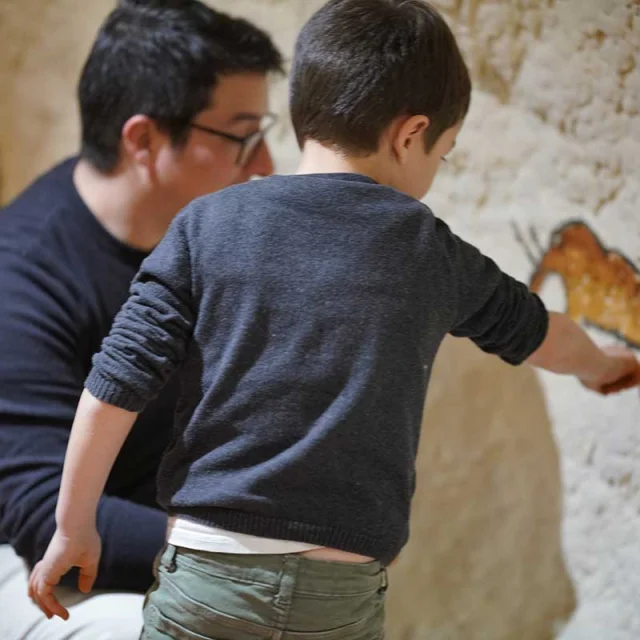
left=86, top=173, right=547, bottom=565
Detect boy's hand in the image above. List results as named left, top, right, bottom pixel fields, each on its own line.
left=580, top=346, right=640, bottom=395
left=28, top=527, right=101, bottom=621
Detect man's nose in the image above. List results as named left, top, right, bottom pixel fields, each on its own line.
left=245, top=141, right=275, bottom=178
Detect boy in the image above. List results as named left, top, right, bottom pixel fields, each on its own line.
left=29, top=0, right=640, bottom=638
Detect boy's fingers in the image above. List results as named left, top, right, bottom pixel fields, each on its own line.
left=41, top=589, right=69, bottom=621
left=601, top=359, right=640, bottom=394
left=618, top=368, right=640, bottom=388
left=37, top=578, right=68, bottom=620
left=36, top=599, right=54, bottom=620
left=78, top=565, right=98, bottom=594
left=30, top=579, right=54, bottom=619
left=29, top=563, right=70, bottom=620
left=28, top=566, right=43, bottom=607
left=602, top=371, right=640, bottom=394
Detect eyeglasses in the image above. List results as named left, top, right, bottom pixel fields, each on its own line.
left=189, top=113, right=278, bottom=167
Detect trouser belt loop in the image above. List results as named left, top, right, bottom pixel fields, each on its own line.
left=167, top=544, right=178, bottom=573
left=378, top=567, right=389, bottom=594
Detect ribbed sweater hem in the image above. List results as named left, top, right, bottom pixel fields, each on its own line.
left=175, top=507, right=400, bottom=566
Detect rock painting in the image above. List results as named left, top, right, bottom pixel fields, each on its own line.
left=514, top=220, right=640, bottom=349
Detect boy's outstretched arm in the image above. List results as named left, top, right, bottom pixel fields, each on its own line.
left=437, top=219, right=640, bottom=394
left=526, top=311, right=640, bottom=395
left=28, top=392, right=139, bottom=620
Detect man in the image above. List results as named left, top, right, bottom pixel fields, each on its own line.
left=0, top=0, right=283, bottom=637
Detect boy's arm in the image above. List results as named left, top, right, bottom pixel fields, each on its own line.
left=56, top=392, right=138, bottom=541
left=438, top=219, right=640, bottom=390
left=438, top=219, right=548, bottom=365
left=29, top=392, right=139, bottom=620
left=29, top=208, right=197, bottom=619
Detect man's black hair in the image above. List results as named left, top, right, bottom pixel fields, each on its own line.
left=79, top=0, right=283, bottom=171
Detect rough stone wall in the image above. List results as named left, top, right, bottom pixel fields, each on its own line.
left=423, top=2, right=640, bottom=638
left=1, top=1, right=639, bottom=638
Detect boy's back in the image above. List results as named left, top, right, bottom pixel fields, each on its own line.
left=87, top=172, right=547, bottom=564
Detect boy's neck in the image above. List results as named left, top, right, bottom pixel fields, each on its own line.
left=296, top=140, right=390, bottom=185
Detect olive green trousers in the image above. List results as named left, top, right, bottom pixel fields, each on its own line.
left=141, top=544, right=387, bottom=640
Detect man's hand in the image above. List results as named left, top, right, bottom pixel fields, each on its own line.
left=579, top=345, right=640, bottom=395
left=28, top=527, right=101, bottom=621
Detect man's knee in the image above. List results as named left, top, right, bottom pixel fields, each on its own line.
left=0, top=544, right=144, bottom=640
left=48, top=590, right=145, bottom=640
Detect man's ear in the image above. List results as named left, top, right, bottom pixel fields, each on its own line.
left=120, top=115, right=160, bottom=169
left=392, top=115, right=429, bottom=164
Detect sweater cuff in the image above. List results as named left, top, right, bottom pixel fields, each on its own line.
left=85, top=368, right=148, bottom=413
left=502, top=293, right=550, bottom=366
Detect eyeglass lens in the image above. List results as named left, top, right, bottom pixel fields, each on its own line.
left=238, top=115, right=276, bottom=167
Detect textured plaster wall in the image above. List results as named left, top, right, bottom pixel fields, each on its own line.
left=1, top=1, right=639, bottom=638
left=423, top=2, right=640, bottom=638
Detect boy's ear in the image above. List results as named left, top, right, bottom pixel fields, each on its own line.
left=392, top=115, right=430, bottom=164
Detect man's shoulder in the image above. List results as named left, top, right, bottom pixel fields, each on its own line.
left=0, top=157, right=109, bottom=317
left=0, top=157, right=79, bottom=256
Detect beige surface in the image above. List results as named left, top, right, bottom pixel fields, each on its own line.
left=2, top=1, right=640, bottom=638
left=387, top=336, right=575, bottom=639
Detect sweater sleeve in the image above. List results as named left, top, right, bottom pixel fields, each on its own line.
left=85, top=210, right=195, bottom=411
left=436, top=219, right=549, bottom=365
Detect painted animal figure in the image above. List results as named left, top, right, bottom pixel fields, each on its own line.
left=513, top=220, right=640, bottom=348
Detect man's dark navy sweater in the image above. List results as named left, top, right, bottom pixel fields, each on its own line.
left=0, top=159, right=175, bottom=591
left=86, top=173, right=548, bottom=565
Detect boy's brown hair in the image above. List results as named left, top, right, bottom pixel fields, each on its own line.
left=290, top=0, right=471, bottom=154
